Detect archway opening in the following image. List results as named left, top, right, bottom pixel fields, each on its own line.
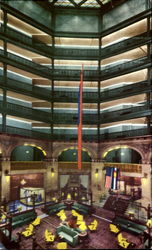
left=58, top=148, right=92, bottom=203
left=104, top=147, right=141, bottom=164
left=58, top=148, right=92, bottom=162
left=11, top=145, right=46, bottom=161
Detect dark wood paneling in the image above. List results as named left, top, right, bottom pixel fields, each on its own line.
left=11, top=161, right=46, bottom=171
left=10, top=173, right=44, bottom=200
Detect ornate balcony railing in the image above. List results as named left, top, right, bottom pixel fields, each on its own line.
left=100, top=102, right=151, bottom=124
left=0, top=24, right=151, bottom=61
left=0, top=125, right=150, bottom=142
left=0, top=49, right=151, bottom=81
left=101, top=31, right=151, bottom=59
left=0, top=100, right=52, bottom=124
left=0, top=100, right=151, bottom=125
left=0, top=76, right=150, bottom=104
left=100, top=80, right=151, bottom=103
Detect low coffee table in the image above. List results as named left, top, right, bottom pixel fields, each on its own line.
left=78, top=231, right=88, bottom=244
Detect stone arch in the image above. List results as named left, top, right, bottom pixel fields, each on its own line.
left=10, top=143, right=47, bottom=161
left=53, top=143, right=97, bottom=160
left=102, top=144, right=143, bottom=163
left=8, top=141, right=48, bottom=159
left=147, top=150, right=152, bottom=164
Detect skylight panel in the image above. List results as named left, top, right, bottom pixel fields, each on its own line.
left=82, top=0, right=100, bottom=8
left=55, top=0, right=74, bottom=7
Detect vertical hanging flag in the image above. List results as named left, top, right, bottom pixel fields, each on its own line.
left=105, top=167, right=113, bottom=189
left=111, top=167, right=119, bottom=190
left=105, top=167, right=119, bottom=190
left=77, top=65, right=84, bottom=170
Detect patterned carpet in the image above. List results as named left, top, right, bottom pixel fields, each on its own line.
left=12, top=209, right=144, bottom=249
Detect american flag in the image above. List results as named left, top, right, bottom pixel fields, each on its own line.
left=105, top=167, right=113, bottom=189
left=105, top=167, right=119, bottom=190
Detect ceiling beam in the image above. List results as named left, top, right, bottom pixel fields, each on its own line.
left=46, top=0, right=58, bottom=8
left=77, top=0, right=88, bottom=7
left=68, top=0, right=78, bottom=7
left=96, top=0, right=103, bottom=7
left=52, top=0, right=58, bottom=4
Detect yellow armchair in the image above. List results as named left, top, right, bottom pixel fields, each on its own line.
left=44, top=229, right=55, bottom=242
left=57, top=210, right=64, bottom=217
left=117, top=233, right=130, bottom=249
left=22, top=224, right=34, bottom=238
left=71, top=210, right=79, bottom=217
left=109, top=224, right=120, bottom=234
left=60, top=214, right=67, bottom=222
left=21, top=230, right=33, bottom=237
left=78, top=221, right=87, bottom=231
left=88, top=219, right=98, bottom=231
left=76, top=215, right=84, bottom=225
left=56, top=242, right=67, bottom=249
left=32, top=217, right=41, bottom=226
left=26, top=224, right=34, bottom=231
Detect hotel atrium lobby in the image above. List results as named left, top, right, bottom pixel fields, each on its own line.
left=0, top=0, right=151, bottom=249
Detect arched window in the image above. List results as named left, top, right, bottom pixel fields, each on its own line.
left=11, top=145, right=45, bottom=161
left=58, top=148, right=91, bottom=162
left=104, top=147, right=141, bottom=164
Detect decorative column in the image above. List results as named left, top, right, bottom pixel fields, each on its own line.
left=91, top=160, right=105, bottom=203
left=141, top=163, right=152, bottom=208
left=141, top=143, right=152, bottom=207
left=44, top=158, right=58, bottom=195
left=1, top=157, right=11, bottom=202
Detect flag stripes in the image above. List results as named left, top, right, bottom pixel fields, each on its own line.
left=105, top=167, right=119, bottom=190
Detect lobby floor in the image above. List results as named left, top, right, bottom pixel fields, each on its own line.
left=12, top=209, right=143, bottom=249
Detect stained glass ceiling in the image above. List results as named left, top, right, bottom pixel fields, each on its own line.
left=48, top=0, right=113, bottom=8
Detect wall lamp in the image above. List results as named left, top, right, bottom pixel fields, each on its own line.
left=4, top=170, right=10, bottom=183
left=143, top=173, right=148, bottom=179
left=95, top=169, right=99, bottom=178
left=142, top=173, right=148, bottom=185
left=4, top=170, right=10, bottom=176
left=51, top=168, right=55, bottom=177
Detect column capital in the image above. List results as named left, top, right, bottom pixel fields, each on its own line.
left=44, top=157, right=58, bottom=162
left=0, top=156, right=11, bottom=161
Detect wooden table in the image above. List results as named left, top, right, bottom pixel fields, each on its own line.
left=78, top=231, right=88, bottom=244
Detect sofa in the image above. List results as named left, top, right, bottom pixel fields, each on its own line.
left=44, top=202, right=66, bottom=215
left=11, top=209, right=37, bottom=229
left=71, top=202, right=91, bottom=214
left=112, top=216, right=146, bottom=235
left=56, top=225, right=79, bottom=247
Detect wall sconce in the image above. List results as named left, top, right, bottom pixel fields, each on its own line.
left=143, top=173, right=148, bottom=179
left=142, top=173, right=148, bottom=185
left=20, top=179, right=27, bottom=185
left=4, top=170, right=9, bottom=176
left=95, top=169, right=99, bottom=178
left=102, top=167, right=106, bottom=174
left=4, top=170, right=10, bottom=183
left=51, top=168, right=55, bottom=177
